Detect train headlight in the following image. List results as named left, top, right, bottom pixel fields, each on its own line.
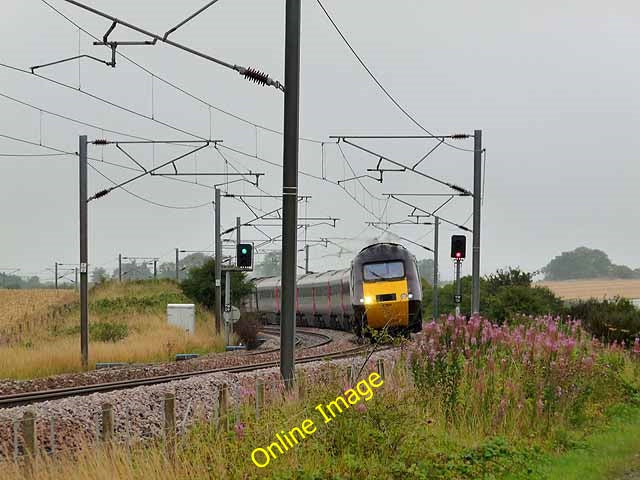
left=408, top=293, right=414, bottom=299
left=361, top=296, right=373, bottom=305
left=400, top=293, right=408, bottom=300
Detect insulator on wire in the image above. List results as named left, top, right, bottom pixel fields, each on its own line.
left=93, top=139, right=108, bottom=145
left=94, top=189, right=111, bottom=199
left=243, top=67, right=271, bottom=86
left=451, top=134, right=470, bottom=140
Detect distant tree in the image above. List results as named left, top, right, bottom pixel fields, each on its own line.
left=416, top=258, right=436, bottom=283
left=485, top=267, right=533, bottom=295
left=0, top=273, right=45, bottom=289
left=544, top=246, right=637, bottom=280
left=181, top=258, right=254, bottom=310
left=608, top=264, right=634, bottom=279
left=254, top=251, right=281, bottom=277
left=544, top=247, right=613, bottom=280
left=91, top=267, right=108, bottom=284
left=112, top=260, right=152, bottom=281
left=179, top=253, right=210, bottom=278
left=157, top=261, right=177, bottom=279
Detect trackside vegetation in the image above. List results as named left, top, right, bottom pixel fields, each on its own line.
left=1, top=314, right=638, bottom=479
left=423, top=267, right=640, bottom=345
left=0, top=280, right=223, bottom=379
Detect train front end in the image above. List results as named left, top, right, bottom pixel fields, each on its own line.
left=352, top=243, right=423, bottom=334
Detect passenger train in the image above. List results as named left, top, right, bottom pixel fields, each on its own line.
left=243, top=243, right=423, bottom=336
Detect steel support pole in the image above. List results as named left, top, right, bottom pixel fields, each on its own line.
left=224, top=269, right=230, bottom=346
left=118, top=254, right=122, bottom=282
left=471, top=130, right=482, bottom=314
left=432, top=217, right=439, bottom=320
left=455, top=259, right=462, bottom=317
left=280, top=0, right=301, bottom=389
left=54, top=262, right=58, bottom=290
left=304, top=244, right=309, bottom=274
left=175, top=248, right=179, bottom=281
left=75, top=267, right=78, bottom=291
left=79, top=135, right=89, bottom=369
left=236, top=217, right=241, bottom=249
left=214, top=189, right=222, bottom=334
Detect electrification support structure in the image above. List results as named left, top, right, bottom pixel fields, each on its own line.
left=280, top=0, right=302, bottom=389
left=54, top=262, right=58, bottom=290
left=79, top=135, right=89, bottom=369
left=118, top=254, right=122, bottom=281
left=214, top=188, right=222, bottom=334
left=175, top=248, right=179, bottom=281
left=433, top=216, right=439, bottom=319
left=471, top=130, right=482, bottom=314
left=236, top=217, right=241, bottom=251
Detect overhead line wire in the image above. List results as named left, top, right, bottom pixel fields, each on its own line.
left=314, top=0, right=474, bottom=153
left=38, top=0, right=322, bottom=144
left=88, top=163, right=214, bottom=210
left=35, top=0, right=380, bottom=219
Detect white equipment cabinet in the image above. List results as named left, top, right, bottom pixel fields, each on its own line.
left=167, top=304, right=195, bottom=335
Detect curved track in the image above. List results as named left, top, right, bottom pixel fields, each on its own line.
left=252, top=326, right=333, bottom=355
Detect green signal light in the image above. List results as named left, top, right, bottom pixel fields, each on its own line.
left=241, top=248, right=248, bottom=255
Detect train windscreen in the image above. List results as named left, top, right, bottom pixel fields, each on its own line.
left=362, top=261, right=405, bottom=282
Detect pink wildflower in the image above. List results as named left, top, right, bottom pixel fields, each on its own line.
left=633, top=338, right=640, bottom=355
left=234, top=422, right=245, bottom=440
left=356, top=403, right=367, bottom=413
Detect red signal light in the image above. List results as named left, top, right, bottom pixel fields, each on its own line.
left=451, top=235, right=466, bottom=259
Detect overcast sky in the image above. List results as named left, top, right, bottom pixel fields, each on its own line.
left=1, top=0, right=638, bottom=283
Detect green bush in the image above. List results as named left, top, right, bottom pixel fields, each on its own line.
left=484, top=285, right=564, bottom=324
left=54, top=321, right=129, bottom=342
left=567, top=297, right=640, bottom=344
left=181, top=259, right=254, bottom=309
left=422, top=268, right=564, bottom=323
left=91, top=293, right=186, bottom=314
left=90, top=321, right=129, bottom=342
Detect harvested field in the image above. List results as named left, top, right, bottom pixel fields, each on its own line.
left=537, top=279, right=640, bottom=301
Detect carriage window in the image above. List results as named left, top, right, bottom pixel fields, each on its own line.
left=363, top=261, right=405, bottom=281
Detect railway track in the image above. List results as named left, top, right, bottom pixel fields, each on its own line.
left=0, top=331, right=363, bottom=409
left=252, top=326, right=333, bottom=355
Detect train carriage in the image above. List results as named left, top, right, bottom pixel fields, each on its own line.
left=243, top=243, right=422, bottom=336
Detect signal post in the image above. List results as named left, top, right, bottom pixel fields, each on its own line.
left=451, top=235, right=466, bottom=316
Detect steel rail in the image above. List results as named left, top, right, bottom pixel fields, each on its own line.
left=0, top=332, right=359, bottom=409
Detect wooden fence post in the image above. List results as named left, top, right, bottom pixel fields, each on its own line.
left=22, top=410, right=36, bottom=459
left=255, top=380, right=264, bottom=419
left=218, top=385, right=228, bottom=431
left=163, top=392, right=176, bottom=463
left=49, top=417, right=56, bottom=455
left=101, top=403, right=114, bottom=443
left=377, top=359, right=385, bottom=381
left=346, top=366, right=353, bottom=385
left=297, top=371, right=306, bottom=401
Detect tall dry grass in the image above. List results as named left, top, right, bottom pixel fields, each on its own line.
left=0, top=289, right=77, bottom=337
left=0, top=281, right=223, bottom=380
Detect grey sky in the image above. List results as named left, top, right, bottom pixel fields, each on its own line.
left=1, top=0, right=638, bottom=283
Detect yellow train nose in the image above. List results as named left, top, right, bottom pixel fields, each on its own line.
left=361, top=279, right=409, bottom=328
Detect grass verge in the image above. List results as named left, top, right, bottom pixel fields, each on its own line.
left=0, top=280, right=223, bottom=380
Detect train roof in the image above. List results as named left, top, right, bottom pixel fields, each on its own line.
left=252, top=268, right=350, bottom=289
left=353, top=242, right=415, bottom=265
